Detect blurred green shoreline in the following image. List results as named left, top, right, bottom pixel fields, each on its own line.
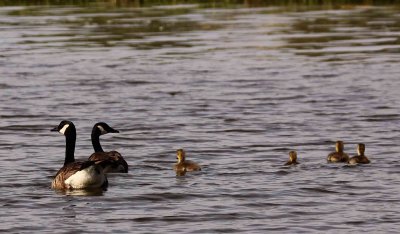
left=0, top=0, right=399, bottom=7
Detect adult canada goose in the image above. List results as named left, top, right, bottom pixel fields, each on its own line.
left=348, top=143, right=371, bottom=165
left=327, top=141, right=349, bottom=163
left=88, top=122, right=128, bottom=173
left=174, top=149, right=201, bottom=174
left=285, top=151, right=299, bottom=166
left=51, top=120, right=108, bottom=190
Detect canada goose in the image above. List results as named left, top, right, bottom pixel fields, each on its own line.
left=348, top=143, right=371, bottom=165
left=285, top=151, right=299, bottom=165
left=327, top=141, right=349, bottom=163
left=51, top=120, right=108, bottom=190
left=174, top=149, right=201, bottom=174
left=88, top=122, right=128, bottom=173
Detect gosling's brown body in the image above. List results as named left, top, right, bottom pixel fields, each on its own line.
left=285, top=151, right=299, bottom=166
left=348, top=156, right=370, bottom=164
left=327, top=141, right=349, bottom=163
left=174, top=160, right=202, bottom=172
left=174, top=149, right=201, bottom=173
left=348, top=143, right=370, bottom=165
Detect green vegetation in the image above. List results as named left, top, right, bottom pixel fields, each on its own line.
left=0, top=0, right=399, bottom=7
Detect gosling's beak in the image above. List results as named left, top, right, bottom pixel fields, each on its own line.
left=50, top=126, right=58, bottom=132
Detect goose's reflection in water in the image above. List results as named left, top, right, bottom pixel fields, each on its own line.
left=54, top=188, right=106, bottom=196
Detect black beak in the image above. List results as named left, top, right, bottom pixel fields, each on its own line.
left=50, top=126, right=58, bottom=132
left=110, top=128, right=119, bottom=133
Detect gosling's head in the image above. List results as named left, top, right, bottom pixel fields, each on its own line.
left=357, top=143, right=365, bottom=156
left=176, top=149, right=186, bottom=163
left=289, top=151, right=297, bottom=162
left=335, top=141, right=344, bottom=153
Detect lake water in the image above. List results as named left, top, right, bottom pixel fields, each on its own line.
left=1, top=1, right=400, bottom=233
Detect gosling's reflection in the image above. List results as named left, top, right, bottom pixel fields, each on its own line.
left=175, top=168, right=187, bottom=177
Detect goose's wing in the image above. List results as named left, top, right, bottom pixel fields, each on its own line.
left=52, top=161, right=95, bottom=189
left=88, top=151, right=122, bottom=161
left=89, top=151, right=128, bottom=173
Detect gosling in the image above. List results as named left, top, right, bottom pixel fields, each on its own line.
left=285, top=151, right=299, bottom=166
left=174, top=149, right=201, bottom=173
left=327, top=141, right=349, bottom=163
left=348, top=143, right=370, bottom=165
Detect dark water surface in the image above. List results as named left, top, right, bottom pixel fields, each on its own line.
left=1, top=1, right=400, bottom=233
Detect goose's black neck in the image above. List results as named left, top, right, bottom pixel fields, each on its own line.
left=91, top=128, right=104, bottom=152
left=64, top=124, right=76, bottom=166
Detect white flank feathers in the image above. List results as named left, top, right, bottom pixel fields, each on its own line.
left=64, top=165, right=105, bottom=189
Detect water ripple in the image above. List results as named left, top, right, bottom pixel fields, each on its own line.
left=0, top=2, right=400, bottom=233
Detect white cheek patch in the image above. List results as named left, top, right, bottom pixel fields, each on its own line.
left=97, top=125, right=107, bottom=135
left=59, top=124, right=70, bottom=134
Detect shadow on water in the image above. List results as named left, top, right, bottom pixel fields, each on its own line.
left=1, top=0, right=398, bottom=52
left=279, top=7, right=400, bottom=57
left=3, top=4, right=222, bottom=49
